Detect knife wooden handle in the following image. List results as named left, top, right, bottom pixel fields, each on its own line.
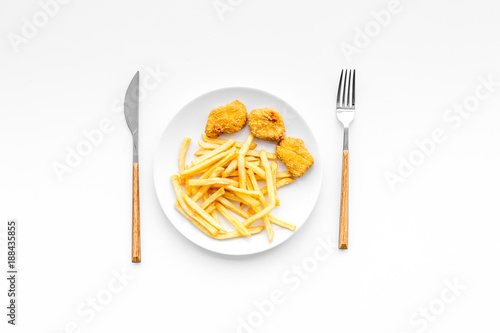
left=132, top=163, right=141, bottom=262
left=339, top=150, right=349, bottom=249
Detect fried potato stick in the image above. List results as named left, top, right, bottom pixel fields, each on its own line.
left=260, top=150, right=275, bottom=205
left=188, top=178, right=239, bottom=187
left=222, top=158, right=238, bottom=178
left=180, top=150, right=230, bottom=177
left=171, top=175, right=218, bottom=235
left=226, top=185, right=260, bottom=198
left=178, top=138, right=191, bottom=173
left=277, top=171, right=293, bottom=178
left=248, top=207, right=296, bottom=231
left=215, top=203, right=250, bottom=236
left=191, top=139, right=234, bottom=166
left=238, top=134, right=254, bottom=189
left=202, top=134, right=257, bottom=149
left=210, top=209, right=224, bottom=233
left=222, top=191, right=260, bottom=208
left=214, top=226, right=264, bottom=240
left=217, top=196, right=251, bottom=219
left=206, top=204, right=216, bottom=214
left=245, top=161, right=266, bottom=179
left=191, top=167, right=224, bottom=202
left=174, top=200, right=214, bottom=238
left=245, top=156, right=259, bottom=162
left=240, top=151, right=276, bottom=227
left=271, top=161, right=280, bottom=206
left=184, top=195, right=224, bottom=231
left=201, top=187, right=225, bottom=210
left=189, top=150, right=236, bottom=195
left=246, top=150, right=276, bottom=159
left=242, top=204, right=275, bottom=228
left=198, top=141, right=221, bottom=149
left=260, top=177, right=296, bottom=195
left=247, top=169, right=274, bottom=241
left=194, top=148, right=211, bottom=156
left=247, top=169, right=266, bottom=207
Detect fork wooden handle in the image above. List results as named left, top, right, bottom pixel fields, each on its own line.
left=339, top=150, right=349, bottom=249
left=132, top=163, right=141, bottom=262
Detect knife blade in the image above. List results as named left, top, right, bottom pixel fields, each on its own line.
left=124, top=71, right=141, bottom=263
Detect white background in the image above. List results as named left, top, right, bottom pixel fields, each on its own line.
left=1, top=0, right=500, bottom=332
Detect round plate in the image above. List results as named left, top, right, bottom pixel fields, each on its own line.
left=154, top=87, right=322, bottom=255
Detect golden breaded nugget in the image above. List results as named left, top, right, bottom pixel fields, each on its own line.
left=275, top=137, right=314, bottom=177
left=205, top=100, right=247, bottom=138
left=248, top=108, right=286, bottom=141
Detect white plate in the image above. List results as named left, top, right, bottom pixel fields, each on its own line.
left=153, top=87, right=322, bottom=255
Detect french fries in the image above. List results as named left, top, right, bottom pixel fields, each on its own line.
left=246, top=150, right=276, bottom=159
left=178, top=138, right=191, bottom=173
left=223, top=191, right=260, bottom=208
left=184, top=195, right=224, bottom=232
left=201, top=187, right=225, bottom=210
left=171, top=134, right=299, bottom=242
left=247, top=170, right=266, bottom=207
left=202, top=134, right=257, bottom=149
left=194, top=148, right=211, bottom=156
left=225, top=185, right=260, bottom=197
left=175, top=200, right=214, bottom=237
left=260, top=177, right=296, bottom=195
left=238, top=134, right=254, bottom=189
left=217, top=196, right=250, bottom=219
left=239, top=150, right=277, bottom=229
left=248, top=207, right=296, bottom=231
left=216, top=203, right=250, bottom=236
left=247, top=168, right=274, bottom=241
left=206, top=204, right=216, bottom=214
left=245, top=161, right=266, bottom=179
left=191, top=139, right=234, bottom=165
left=191, top=167, right=224, bottom=202
left=180, top=150, right=231, bottom=177
left=198, top=141, right=221, bottom=150
left=260, top=150, right=275, bottom=205
left=271, top=162, right=279, bottom=206
left=222, top=159, right=238, bottom=178
left=277, top=171, right=293, bottom=178
left=214, top=226, right=264, bottom=240
left=171, top=175, right=218, bottom=236
left=188, top=178, right=239, bottom=187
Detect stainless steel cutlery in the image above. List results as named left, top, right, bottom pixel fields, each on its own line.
left=124, top=71, right=141, bottom=263
left=336, top=69, right=355, bottom=249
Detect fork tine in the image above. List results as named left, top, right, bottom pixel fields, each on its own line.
left=347, top=70, right=352, bottom=107
left=342, top=69, right=347, bottom=107
left=336, top=70, right=344, bottom=107
left=352, top=70, right=355, bottom=107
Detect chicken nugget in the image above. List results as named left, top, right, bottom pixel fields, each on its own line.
left=275, top=137, right=314, bottom=177
left=205, top=100, right=247, bottom=138
left=248, top=108, right=286, bottom=141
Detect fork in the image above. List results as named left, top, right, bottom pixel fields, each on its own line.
left=336, top=69, right=355, bottom=249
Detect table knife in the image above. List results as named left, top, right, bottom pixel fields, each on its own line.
left=124, top=71, right=141, bottom=263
